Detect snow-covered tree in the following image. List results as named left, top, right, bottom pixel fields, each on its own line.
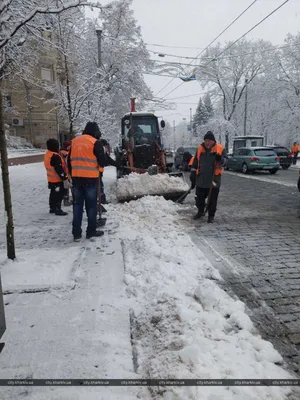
left=203, top=93, right=214, bottom=119
left=193, top=98, right=209, bottom=133
left=197, top=39, right=274, bottom=150
left=43, top=0, right=152, bottom=141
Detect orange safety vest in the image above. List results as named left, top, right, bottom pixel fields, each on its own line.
left=44, top=151, right=65, bottom=183
left=60, top=149, right=68, bottom=159
left=70, top=135, right=99, bottom=178
left=188, top=156, right=194, bottom=167
left=59, top=149, right=70, bottom=178
left=196, top=143, right=224, bottom=175
left=292, top=144, right=299, bottom=154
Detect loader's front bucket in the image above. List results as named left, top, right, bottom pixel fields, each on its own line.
left=116, top=170, right=189, bottom=203
left=168, top=171, right=184, bottom=179
left=116, top=189, right=188, bottom=203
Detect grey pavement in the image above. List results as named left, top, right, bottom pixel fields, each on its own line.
left=179, top=168, right=300, bottom=377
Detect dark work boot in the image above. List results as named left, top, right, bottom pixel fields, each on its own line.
left=86, top=230, right=104, bottom=239
left=193, top=210, right=203, bottom=220
left=49, top=209, right=55, bottom=214
left=207, top=216, right=214, bottom=223
left=55, top=209, right=68, bottom=216
left=73, top=235, right=82, bottom=242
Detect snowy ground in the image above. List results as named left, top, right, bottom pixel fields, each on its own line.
left=7, top=148, right=45, bottom=158
left=0, top=164, right=297, bottom=399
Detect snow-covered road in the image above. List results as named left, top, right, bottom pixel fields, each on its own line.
left=0, top=163, right=297, bottom=399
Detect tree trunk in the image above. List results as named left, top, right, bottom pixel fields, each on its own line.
left=0, top=91, right=16, bottom=260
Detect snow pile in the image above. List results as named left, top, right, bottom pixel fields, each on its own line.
left=6, top=132, right=33, bottom=149
left=116, top=196, right=293, bottom=399
left=116, top=172, right=189, bottom=200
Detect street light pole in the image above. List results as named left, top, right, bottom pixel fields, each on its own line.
left=96, top=28, right=102, bottom=68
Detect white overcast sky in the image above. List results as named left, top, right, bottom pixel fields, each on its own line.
left=89, top=0, right=300, bottom=125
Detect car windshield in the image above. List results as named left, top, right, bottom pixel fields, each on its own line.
left=124, top=117, right=158, bottom=143
left=254, top=149, right=276, bottom=156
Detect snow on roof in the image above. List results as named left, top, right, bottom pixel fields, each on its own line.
left=122, top=112, right=156, bottom=118
left=116, top=172, right=189, bottom=200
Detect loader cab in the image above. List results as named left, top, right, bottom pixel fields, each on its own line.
left=121, top=112, right=162, bottom=148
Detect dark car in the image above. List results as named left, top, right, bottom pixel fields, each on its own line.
left=266, top=146, right=293, bottom=169
left=174, top=146, right=197, bottom=171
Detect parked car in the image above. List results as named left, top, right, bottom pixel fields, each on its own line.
left=266, top=146, right=293, bottom=169
left=225, top=147, right=280, bottom=174
left=174, top=146, right=197, bottom=170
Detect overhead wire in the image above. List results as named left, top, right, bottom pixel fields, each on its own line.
left=153, top=0, right=258, bottom=97
left=161, top=0, right=291, bottom=100
left=148, top=43, right=299, bottom=62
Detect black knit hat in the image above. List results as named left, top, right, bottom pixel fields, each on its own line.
left=46, top=138, right=59, bottom=152
left=204, top=131, right=215, bottom=141
left=83, top=122, right=101, bottom=138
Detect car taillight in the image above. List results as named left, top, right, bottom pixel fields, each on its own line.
left=275, top=157, right=279, bottom=161
left=250, top=157, right=259, bottom=161
left=288, top=154, right=293, bottom=158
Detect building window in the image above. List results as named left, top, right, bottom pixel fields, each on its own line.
left=6, top=95, right=12, bottom=108
left=41, top=67, right=53, bottom=82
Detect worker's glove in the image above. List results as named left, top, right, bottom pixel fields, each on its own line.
left=190, top=171, right=196, bottom=189
left=215, top=154, right=222, bottom=162
left=63, top=180, right=70, bottom=189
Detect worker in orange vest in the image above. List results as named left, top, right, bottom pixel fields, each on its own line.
left=44, top=138, right=68, bottom=215
left=190, top=131, right=227, bottom=223
left=68, top=122, right=106, bottom=241
left=291, top=142, right=299, bottom=165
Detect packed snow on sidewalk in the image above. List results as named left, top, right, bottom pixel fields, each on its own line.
left=3, top=131, right=45, bottom=158
left=0, top=164, right=295, bottom=400
left=116, top=172, right=189, bottom=201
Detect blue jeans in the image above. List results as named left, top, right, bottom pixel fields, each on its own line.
left=72, top=182, right=97, bottom=237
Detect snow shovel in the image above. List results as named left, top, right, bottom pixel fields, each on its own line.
left=175, top=186, right=193, bottom=204
left=97, top=177, right=107, bottom=227
left=203, top=161, right=217, bottom=216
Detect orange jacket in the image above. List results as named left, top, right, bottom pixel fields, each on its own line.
left=196, top=143, right=224, bottom=175
left=70, top=135, right=99, bottom=178
left=188, top=156, right=194, bottom=167
left=291, top=144, right=299, bottom=154
left=44, top=151, right=65, bottom=183
left=59, top=149, right=70, bottom=178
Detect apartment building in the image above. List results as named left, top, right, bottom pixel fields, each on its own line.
left=2, top=31, right=70, bottom=148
